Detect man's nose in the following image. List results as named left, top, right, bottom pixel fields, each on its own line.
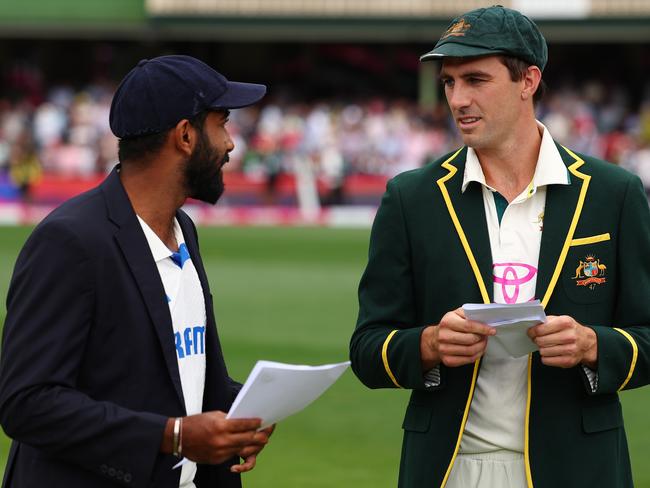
left=226, top=132, right=235, bottom=152
left=447, top=85, right=471, bottom=112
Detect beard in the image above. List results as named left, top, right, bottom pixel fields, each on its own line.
left=184, top=129, right=228, bottom=205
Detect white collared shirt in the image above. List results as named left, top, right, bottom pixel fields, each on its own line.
left=459, top=122, right=570, bottom=453
left=137, top=216, right=206, bottom=488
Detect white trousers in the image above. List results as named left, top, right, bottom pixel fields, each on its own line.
left=445, top=450, right=527, bottom=488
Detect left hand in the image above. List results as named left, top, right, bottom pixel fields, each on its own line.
left=230, top=424, right=275, bottom=473
left=527, top=315, right=598, bottom=369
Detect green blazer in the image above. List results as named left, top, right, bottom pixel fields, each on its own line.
left=350, top=144, right=650, bottom=488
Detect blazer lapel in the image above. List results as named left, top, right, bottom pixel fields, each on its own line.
left=177, top=215, right=210, bottom=296
left=101, top=168, right=186, bottom=411
left=436, top=147, right=494, bottom=304
left=536, top=144, right=591, bottom=308
left=176, top=212, right=232, bottom=412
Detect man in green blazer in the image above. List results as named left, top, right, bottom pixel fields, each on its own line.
left=350, top=6, right=650, bottom=488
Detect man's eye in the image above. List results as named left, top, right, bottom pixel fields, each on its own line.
left=468, top=78, right=484, bottom=84
left=441, top=79, right=454, bottom=88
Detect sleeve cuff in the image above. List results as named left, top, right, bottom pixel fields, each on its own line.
left=582, top=365, right=599, bottom=393
left=424, top=365, right=441, bottom=388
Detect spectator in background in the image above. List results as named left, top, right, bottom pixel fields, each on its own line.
left=1, top=66, right=650, bottom=202
left=8, top=132, right=41, bottom=202
left=628, top=140, right=650, bottom=195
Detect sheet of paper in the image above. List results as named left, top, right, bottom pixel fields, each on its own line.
left=174, top=360, right=350, bottom=469
left=463, top=301, right=546, bottom=358
left=226, top=360, right=350, bottom=429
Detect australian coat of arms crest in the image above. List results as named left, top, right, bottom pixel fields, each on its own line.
left=572, top=255, right=607, bottom=290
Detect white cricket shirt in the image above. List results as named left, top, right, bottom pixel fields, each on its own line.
left=138, top=216, right=206, bottom=488
left=459, top=122, right=570, bottom=453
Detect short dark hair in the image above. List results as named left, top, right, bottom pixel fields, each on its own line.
left=117, top=110, right=211, bottom=164
left=187, top=110, right=210, bottom=132
left=499, top=56, right=546, bottom=103
left=117, top=131, right=169, bottom=164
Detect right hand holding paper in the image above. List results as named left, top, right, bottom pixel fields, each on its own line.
left=227, top=360, right=350, bottom=429
left=174, top=360, right=349, bottom=471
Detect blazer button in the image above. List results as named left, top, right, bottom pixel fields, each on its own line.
left=108, top=467, right=116, bottom=477
left=100, top=464, right=108, bottom=474
left=124, top=473, right=132, bottom=484
left=116, top=470, right=124, bottom=480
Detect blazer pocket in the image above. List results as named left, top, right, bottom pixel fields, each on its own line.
left=582, top=398, right=623, bottom=433
left=570, top=233, right=610, bottom=247
left=402, top=403, right=432, bottom=433
left=562, top=235, right=613, bottom=304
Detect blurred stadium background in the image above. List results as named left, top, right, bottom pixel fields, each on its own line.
left=0, top=0, right=649, bottom=486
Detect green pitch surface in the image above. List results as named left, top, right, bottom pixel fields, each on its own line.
left=1, top=225, right=649, bottom=486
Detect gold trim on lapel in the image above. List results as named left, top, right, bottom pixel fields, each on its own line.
left=439, top=360, right=481, bottom=488
left=540, top=146, right=590, bottom=308
left=436, top=148, right=490, bottom=304
left=436, top=147, right=490, bottom=487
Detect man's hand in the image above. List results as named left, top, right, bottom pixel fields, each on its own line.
left=231, top=424, right=275, bottom=473
left=161, top=411, right=267, bottom=466
left=421, top=308, right=496, bottom=369
left=527, top=315, right=598, bottom=369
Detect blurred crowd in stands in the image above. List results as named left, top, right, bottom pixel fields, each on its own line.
left=2, top=77, right=650, bottom=203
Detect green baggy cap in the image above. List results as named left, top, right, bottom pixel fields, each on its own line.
left=420, top=5, right=548, bottom=71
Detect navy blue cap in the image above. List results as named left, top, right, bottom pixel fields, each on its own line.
left=109, top=55, right=267, bottom=138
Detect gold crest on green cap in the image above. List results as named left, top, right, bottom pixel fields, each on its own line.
left=441, top=19, right=472, bottom=40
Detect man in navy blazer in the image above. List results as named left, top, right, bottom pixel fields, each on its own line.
left=0, top=55, right=272, bottom=487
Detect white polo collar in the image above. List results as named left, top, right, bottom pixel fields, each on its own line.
left=462, top=121, right=570, bottom=194
left=137, top=216, right=185, bottom=263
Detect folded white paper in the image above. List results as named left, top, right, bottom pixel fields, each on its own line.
left=173, top=360, right=350, bottom=469
left=463, top=301, right=546, bottom=358
left=226, top=360, right=350, bottom=429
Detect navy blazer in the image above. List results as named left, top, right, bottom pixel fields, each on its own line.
left=0, top=167, right=242, bottom=487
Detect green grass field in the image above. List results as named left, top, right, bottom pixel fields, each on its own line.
left=1, top=225, right=649, bottom=486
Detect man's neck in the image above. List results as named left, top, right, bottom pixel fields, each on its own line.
left=475, top=121, right=543, bottom=202
left=119, top=164, right=185, bottom=251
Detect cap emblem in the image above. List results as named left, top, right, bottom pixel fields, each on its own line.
left=441, top=19, right=471, bottom=39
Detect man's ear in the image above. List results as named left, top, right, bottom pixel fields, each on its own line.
left=172, top=119, right=195, bottom=157
left=521, top=65, right=542, bottom=101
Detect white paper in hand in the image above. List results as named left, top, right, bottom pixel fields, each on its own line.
left=463, top=301, right=546, bottom=358
left=226, top=360, right=350, bottom=429
left=172, top=360, right=350, bottom=470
